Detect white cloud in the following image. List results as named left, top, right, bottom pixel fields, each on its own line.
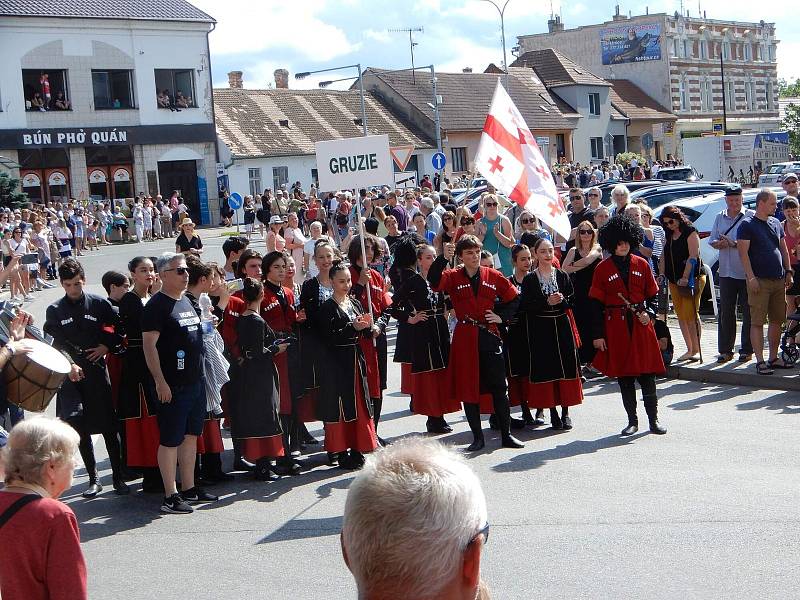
left=363, top=29, right=392, bottom=43
left=191, top=0, right=356, bottom=61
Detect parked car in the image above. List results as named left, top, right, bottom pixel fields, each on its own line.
left=757, top=161, right=800, bottom=187
left=655, top=166, right=703, bottom=182
left=629, top=182, right=733, bottom=209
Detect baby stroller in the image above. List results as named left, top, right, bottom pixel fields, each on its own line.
left=780, top=300, right=800, bottom=366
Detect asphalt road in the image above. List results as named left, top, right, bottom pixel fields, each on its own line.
left=19, top=230, right=800, bottom=600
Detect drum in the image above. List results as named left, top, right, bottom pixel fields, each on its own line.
left=4, top=340, right=71, bottom=412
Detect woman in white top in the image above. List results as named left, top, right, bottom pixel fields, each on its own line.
left=3, top=227, right=31, bottom=301
left=283, top=212, right=307, bottom=285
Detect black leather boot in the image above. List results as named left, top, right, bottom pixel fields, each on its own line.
left=619, top=378, right=639, bottom=436
left=83, top=473, right=103, bottom=498
left=464, top=404, right=485, bottom=451
left=644, top=398, right=667, bottom=435
left=493, top=394, right=523, bottom=449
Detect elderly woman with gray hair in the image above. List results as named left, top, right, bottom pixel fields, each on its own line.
left=0, top=416, right=87, bottom=599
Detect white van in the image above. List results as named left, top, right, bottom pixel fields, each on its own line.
left=758, top=161, right=800, bottom=186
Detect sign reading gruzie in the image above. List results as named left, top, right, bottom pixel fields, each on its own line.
left=315, top=135, right=393, bottom=191
left=600, top=23, right=661, bottom=65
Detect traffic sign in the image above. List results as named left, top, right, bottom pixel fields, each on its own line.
left=390, top=145, right=415, bottom=171
left=641, top=133, right=654, bottom=150
left=228, top=192, right=243, bottom=210
left=431, top=152, right=446, bottom=170
left=394, top=171, right=417, bottom=189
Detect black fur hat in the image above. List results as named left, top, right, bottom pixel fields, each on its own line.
left=598, top=214, right=643, bottom=254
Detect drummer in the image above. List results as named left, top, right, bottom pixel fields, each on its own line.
left=0, top=311, right=34, bottom=429
left=43, top=258, right=128, bottom=498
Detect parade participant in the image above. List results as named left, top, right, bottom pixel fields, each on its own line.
left=390, top=239, right=460, bottom=433
left=117, top=257, right=163, bottom=493
left=183, top=257, right=231, bottom=484
left=232, top=277, right=288, bottom=481
left=428, top=235, right=524, bottom=451
left=589, top=215, right=667, bottom=436
left=347, top=236, right=391, bottom=445
left=260, top=251, right=302, bottom=474
left=44, top=258, right=128, bottom=498
left=142, top=253, right=218, bottom=514
left=298, top=240, right=338, bottom=453
left=563, top=221, right=602, bottom=370
left=520, top=238, right=583, bottom=430
left=317, top=262, right=378, bottom=469
left=234, top=248, right=263, bottom=280
left=503, top=244, right=541, bottom=427
left=221, top=235, right=249, bottom=281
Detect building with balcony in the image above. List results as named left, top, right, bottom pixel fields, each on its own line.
left=0, top=0, right=219, bottom=224
left=517, top=9, right=781, bottom=159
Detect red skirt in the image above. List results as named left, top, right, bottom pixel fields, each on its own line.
left=324, top=364, right=378, bottom=454
left=400, top=363, right=413, bottom=394
left=410, top=369, right=461, bottom=417
left=360, top=336, right=381, bottom=399
left=196, top=418, right=225, bottom=454
left=295, top=389, right=319, bottom=423
left=241, top=435, right=285, bottom=462
left=525, top=378, right=584, bottom=409
left=125, top=396, right=159, bottom=468
left=507, top=375, right=529, bottom=408
left=274, top=352, right=292, bottom=415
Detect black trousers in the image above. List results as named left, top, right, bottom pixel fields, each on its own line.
left=69, top=418, right=123, bottom=482
left=717, top=277, right=753, bottom=355
left=617, top=374, right=658, bottom=423
left=464, top=330, right=511, bottom=439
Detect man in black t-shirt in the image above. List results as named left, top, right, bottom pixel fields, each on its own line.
left=142, top=252, right=217, bottom=514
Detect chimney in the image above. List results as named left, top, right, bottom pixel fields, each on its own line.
left=547, top=14, right=564, bottom=33
left=274, top=68, right=289, bottom=89
left=463, top=67, right=473, bottom=73
left=612, top=4, right=627, bottom=21
left=227, top=71, right=243, bottom=89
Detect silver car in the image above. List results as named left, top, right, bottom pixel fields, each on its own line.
left=758, top=161, right=800, bottom=186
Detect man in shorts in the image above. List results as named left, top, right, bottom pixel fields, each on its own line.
left=737, top=189, right=795, bottom=374
left=142, top=252, right=218, bottom=514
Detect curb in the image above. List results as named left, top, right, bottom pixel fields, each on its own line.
left=667, top=364, right=800, bottom=392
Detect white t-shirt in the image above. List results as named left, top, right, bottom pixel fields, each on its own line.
left=304, top=238, right=321, bottom=278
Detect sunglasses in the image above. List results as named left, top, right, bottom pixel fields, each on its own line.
left=785, top=179, right=798, bottom=183
left=662, top=218, right=675, bottom=226
left=465, top=522, right=490, bottom=549
left=485, top=202, right=498, bottom=207
left=521, top=218, right=532, bottom=224
left=570, top=196, right=583, bottom=201
left=163, top=266, right=189, bottom=275
left=578, top=229, right=593, bottom=235
left=588, top=193, right=600, bottom=198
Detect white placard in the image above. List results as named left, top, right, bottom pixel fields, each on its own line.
left=315, top=135, right=393, bottom=192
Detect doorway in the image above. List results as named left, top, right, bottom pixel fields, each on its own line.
left=158, top=160, right=199, bottom=223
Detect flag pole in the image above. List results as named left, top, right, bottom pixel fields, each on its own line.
left=354, top=199, right=374, bottom=325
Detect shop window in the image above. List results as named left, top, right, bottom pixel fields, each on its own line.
left=85, top=145, right=133, bottom=166
left=112, top=167, right=132, bottom=198
left=588, top=93, right=601, bottom=116
left=450, top=147, right=467, bottom=172
left=92, top=70, right=135, bottom=109
left=154, top=69, right=196, bottom=109
left=17, top=148, right=69, bottom=169
left=22, top=70, right=70, bottom=111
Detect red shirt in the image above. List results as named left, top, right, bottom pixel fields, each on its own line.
left=0, top=492, right=88, bottom=600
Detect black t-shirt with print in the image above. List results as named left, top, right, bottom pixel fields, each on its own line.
left=141, top=292, right=202, bottom=387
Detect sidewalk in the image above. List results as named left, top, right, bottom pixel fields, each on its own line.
left=665, top=317, right=800, bottom=392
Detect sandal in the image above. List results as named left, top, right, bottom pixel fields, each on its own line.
left=756, top=361, right=774, bottom=375
left=768, top=358, right=794, bottom=370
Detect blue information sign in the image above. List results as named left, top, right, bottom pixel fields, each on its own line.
left=431, top=152, right=446, bottom=170
left=228, top=192, right=243, bottom=210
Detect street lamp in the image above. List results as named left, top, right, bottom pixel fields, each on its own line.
left=719, top=51, right=728, bottom=135
left=483, top=0, right=511, bottom=89
left=295, top=64, right=367, bottom=136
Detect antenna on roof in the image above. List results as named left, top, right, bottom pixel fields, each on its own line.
left=388, top=27, right=424, bottom=84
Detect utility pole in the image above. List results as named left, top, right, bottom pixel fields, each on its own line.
left=388, top=27, right=424, bottom=83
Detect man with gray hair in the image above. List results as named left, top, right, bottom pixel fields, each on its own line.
left=142, top=252, right=217, bottom=514
left=342, top=437, right=491, bottom=600
left=420, top=196, right=442, bottom=235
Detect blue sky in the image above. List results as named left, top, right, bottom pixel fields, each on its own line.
left=192, top=0, right=800, bottom=89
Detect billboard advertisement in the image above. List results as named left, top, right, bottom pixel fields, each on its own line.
left=600, top=23, right=661, bottom=65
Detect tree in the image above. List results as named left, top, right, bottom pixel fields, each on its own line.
left=783, top=102, right=800, bottom=158
left=0, top=172, right=28, bottom=210
left=778, top=78, right=800, bottom=98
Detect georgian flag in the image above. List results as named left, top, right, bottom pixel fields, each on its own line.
left=474, top=80, right=570, bottom=240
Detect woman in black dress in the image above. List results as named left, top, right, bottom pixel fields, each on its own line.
left=563, top=220, right=602, bottom=371
left=117, top=256, right=162, bottom=492
left=175, top=218, right=203, bottom=257
left=233, top=277, right=288, bottom=481
left=317, top=262, right=377, bottom=469
left=390, top=238, right=460, bottom=433
left=520, top=238, right=583, bottom=430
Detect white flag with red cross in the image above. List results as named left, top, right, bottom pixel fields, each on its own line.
left=474, top=80, right=570, bottom=240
